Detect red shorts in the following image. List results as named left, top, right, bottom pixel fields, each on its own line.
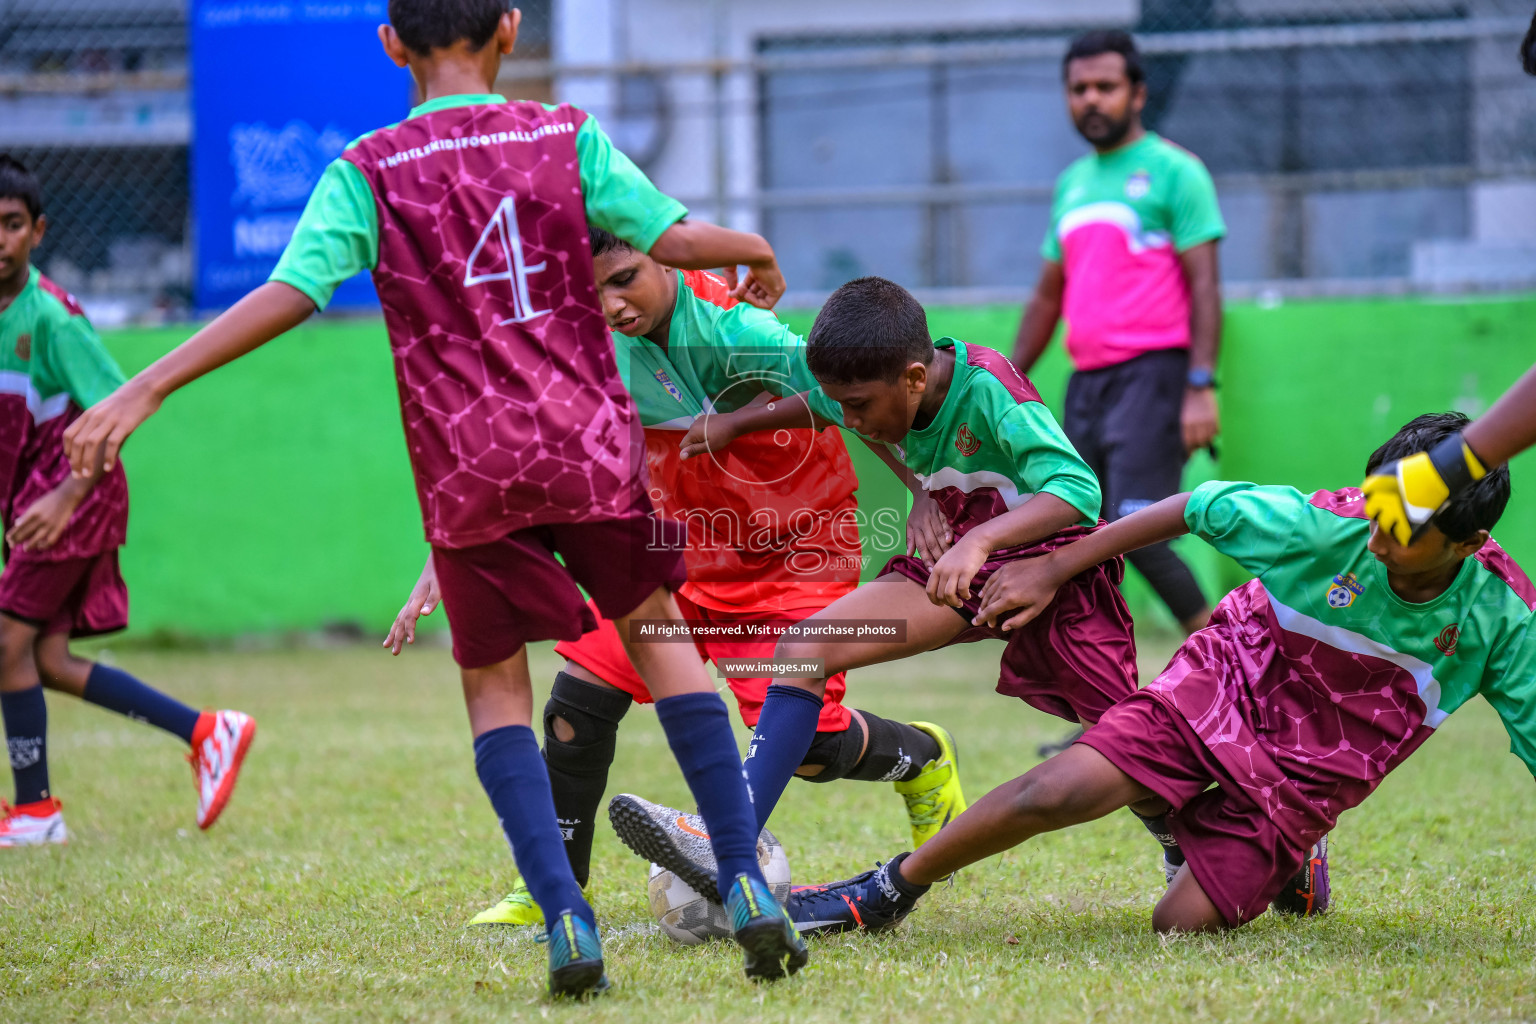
left=0, top=551, right=129, bottom=638
left=1077, top=690, right=1311, bottom=927
left=882, top=524, right=1138, bottom=725
left=433, top=506, right=687, bottom=669
left=556, top=593, right=851, bottom=731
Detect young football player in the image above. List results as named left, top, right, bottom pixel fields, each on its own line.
left=387, top=229, right=966, bottom=926
left=790, top=413, right=1533, bottom=935
left=0, top=156, right=255, bottom=847
left=61, top=0, right=805, bottom=995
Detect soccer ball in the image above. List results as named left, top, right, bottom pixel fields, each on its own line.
left=646, top=827, right=791, bottom=945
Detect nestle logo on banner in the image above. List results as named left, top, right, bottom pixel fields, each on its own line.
left=228, top=121, right=347, bottom=255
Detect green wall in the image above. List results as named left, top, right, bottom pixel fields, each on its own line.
left=101, top=293, right=1536, bottom=639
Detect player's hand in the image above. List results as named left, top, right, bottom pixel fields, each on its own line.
left=5, top=485, right=83, bottom=553
left=926, top=535, right=989, bottom=609
left=906, top=490, right=952, bottom=567
left=1361, top=432, right=1487, bottom=546
left=1181, top=386, right=1220, bottom=455
left=732, top=257, right=785, bottom=310
left=63, top=380, right=162, bottom=477
left=384, top=557, right=440, bottom=655
left=680, top=412, right=742, bottom=460
left=973, top=556, right=1065, bottom=632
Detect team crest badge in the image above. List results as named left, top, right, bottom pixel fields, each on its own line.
left=1433, top=624, right=1460, bottom=656
left=955, top=423, right=981, bottom=457
left=15, top=333, right=29, bottom=360
left=1125, top=170, right=1152, bottom=200
left=653, top=368, right=683, bottom=403
left=1326, top=572, right=1364, bottom=609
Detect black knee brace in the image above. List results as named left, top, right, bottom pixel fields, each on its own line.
left=797, top=714, right=868, bottom=783
left=542, top=671, right=632, bottom=776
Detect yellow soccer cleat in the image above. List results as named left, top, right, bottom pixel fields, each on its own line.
left=893, top=722, right=967, bottom=849
left=469, top=875, right=558, bottom=927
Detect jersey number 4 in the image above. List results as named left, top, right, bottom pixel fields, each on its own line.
left=464, top=195, right=551, bottom=325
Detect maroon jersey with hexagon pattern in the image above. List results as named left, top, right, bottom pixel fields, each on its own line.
left=344, top=102, right=647, bottom=548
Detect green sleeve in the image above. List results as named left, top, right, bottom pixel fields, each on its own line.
left=1184, top=481, right=1305, bottom=577
left=268, top=159, right=379, bottom=311
left=702, top=304, right=843, bottom=423
left=1168, top=155, right=1226, bottom=252
left=995, top=401, right=1101, bottom=524
left=36, top=309, right=124, bottom=408
left=576, top=116, right=687, bottom=253
left=1480, top=618, right=1536, bottom=778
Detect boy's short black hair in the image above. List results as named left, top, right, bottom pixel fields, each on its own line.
left=1366, top=412, right=1511, bottom=542
left=0, top=155, right=42, bottom=221
left=589, top=227, right=635, bottom=260
left=1062, top=29, right=1145, bottom=85
left=806, top=276, right=933, bottom=385
left=1522, top=8, right=1536, bottom=76
left=388, top=0, right=507, bottom=54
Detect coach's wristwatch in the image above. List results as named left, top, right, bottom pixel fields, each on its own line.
left=1186, top=367, right=1216, bottom=390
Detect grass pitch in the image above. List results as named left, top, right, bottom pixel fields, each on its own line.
left=3, top=637, right=1534, bottom=1023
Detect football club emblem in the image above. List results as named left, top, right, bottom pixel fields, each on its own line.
left=654, top=368, right=683, bottom=403
left=1326, top=572, right=1364, bottom=609
left=1125, top=170, right=1152, bottom=200
left=15, top=333, right=29, bottom=360
left=955, top=422, right=981, bottom=457
left=1433, top=624, right=1460, bottom=656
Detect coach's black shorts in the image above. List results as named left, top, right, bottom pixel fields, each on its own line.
left=1063, top=347, right=1190, bottom=521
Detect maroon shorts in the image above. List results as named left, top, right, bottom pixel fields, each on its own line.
left=0, top=550, right=130, bottom=638
left=1077, top=690, right=1311, bottom=927
left=433, top=508, right=688, bottom=669
left=882, top=526, right=1138, bottom=725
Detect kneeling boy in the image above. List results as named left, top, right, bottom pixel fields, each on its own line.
left=791, top=412, right=1534, bottom=934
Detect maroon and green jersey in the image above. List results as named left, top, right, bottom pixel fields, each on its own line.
left=270, top=95, right=688, bottom=547
left=0, top=267, right=129, bottom=560
left=1150, top=482, right=1536, bottom=847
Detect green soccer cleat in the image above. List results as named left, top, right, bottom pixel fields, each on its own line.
left=726, top=873, right=808, bottom=982
left=469, top=875, right=548, bottom=927
left=894, top=721, right=968, bottom=848
left=539, top=909, right=610, bottom=999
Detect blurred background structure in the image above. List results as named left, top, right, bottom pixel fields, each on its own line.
left=4, top=0, right=1534, bottom=321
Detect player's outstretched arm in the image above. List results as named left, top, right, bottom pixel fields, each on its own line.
left=926, top=492, right=1085, bottom=609
left=1464, top=366, right=1536, bottom=469
left=678, top=392, right=834, bottom=459
left=649, top=220, right=784, bottom=310
left=973, top=493, right=1193, bottom=630
left=64, top=282, right=315, bottom=476
left=384, top=554, right=439, bottom=656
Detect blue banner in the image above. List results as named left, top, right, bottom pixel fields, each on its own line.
left=191, top=1, right=411, bottom=310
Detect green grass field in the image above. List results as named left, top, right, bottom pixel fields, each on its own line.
left=3, top=637, right=1534, bottom=1023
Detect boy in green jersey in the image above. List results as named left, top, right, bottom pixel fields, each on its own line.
left=790, top=412, right=1535, bottom=935
left=611, top=276, right=1156, bottom=897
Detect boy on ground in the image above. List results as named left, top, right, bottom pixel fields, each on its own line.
left=387, top=230, right=967, bottom=925
left=789, top=413, right=1534, bottom=935
left=62, top=2, right=804, bottom=995
left=0, top=156, right=255, bottom=847
left=610, top=276, right=1164, bottom=893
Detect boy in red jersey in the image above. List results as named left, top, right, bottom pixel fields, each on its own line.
left=387, top=229, right=967, bottom=926
left=64, top=1, right=803, bottom=996
left=0, top=157, right=255, bottom=847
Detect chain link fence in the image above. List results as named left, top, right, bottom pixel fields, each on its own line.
left=2, top=0, right=1532, bottom=320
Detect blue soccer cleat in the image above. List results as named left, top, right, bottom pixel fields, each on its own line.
left=1271, top=835, right=1330, bottom=917
left=726, top=873, right=809, bottom=981
left=786, top=855, right=925, bottom=936
left=539, top=909, right=610, bottom=998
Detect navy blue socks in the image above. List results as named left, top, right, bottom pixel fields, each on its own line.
left=743, top=684, right=824, bottom=830
left=1, top=686, right=50, bottom=804
left=653, top=691, right=764, bottom=903
left=83, top=663, right=200, bottom=744
left=473, top=724, right=593, bottom=928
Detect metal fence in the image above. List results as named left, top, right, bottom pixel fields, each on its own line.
left=3, top=0, right=1533, bottom=321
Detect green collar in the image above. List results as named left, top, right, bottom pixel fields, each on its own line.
left=407, top=93, right=506, bottom=119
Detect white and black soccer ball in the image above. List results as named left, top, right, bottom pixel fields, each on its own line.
left=646, top=828, right=791, bottom=945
